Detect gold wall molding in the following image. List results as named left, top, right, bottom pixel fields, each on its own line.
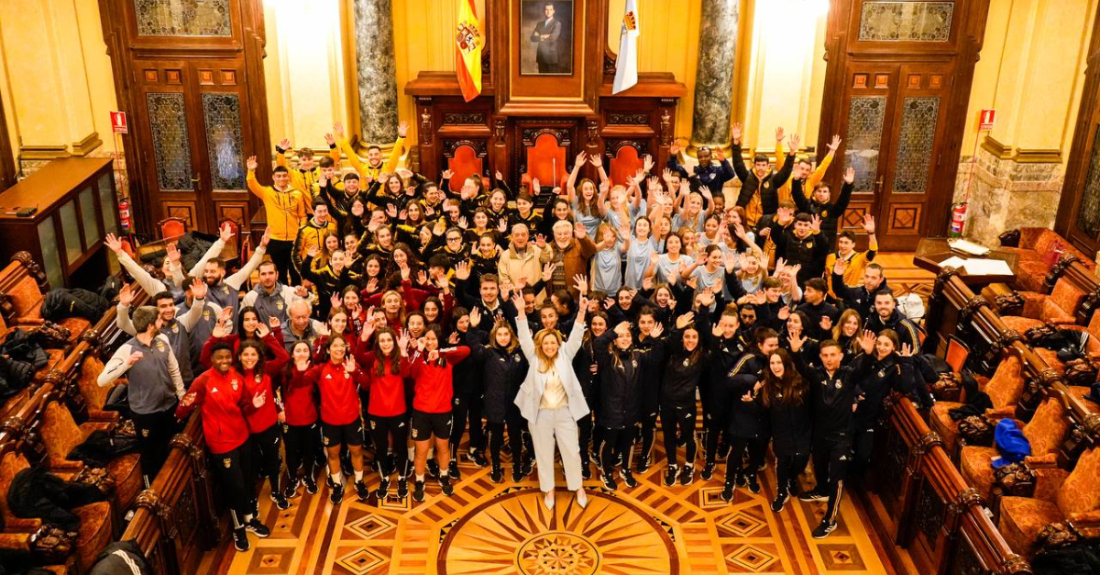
left=71, top=132, right=102, bottom=156
left=19, top=144, right=69, bottom=160
left=980, top=135, right=1063, bottom=164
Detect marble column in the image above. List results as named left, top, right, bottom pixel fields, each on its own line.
left=690, top=0, right=738, bottom=147
left=352, top=0, right=399, bottom=145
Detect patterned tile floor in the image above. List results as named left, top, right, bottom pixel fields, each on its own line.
left=197, top=439, right=900, bottom=575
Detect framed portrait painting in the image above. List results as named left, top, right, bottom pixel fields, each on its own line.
left=520, top=0, right=573, bottom=75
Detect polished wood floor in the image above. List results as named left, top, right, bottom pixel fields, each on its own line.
left=197, top=253, right=929, bottom=575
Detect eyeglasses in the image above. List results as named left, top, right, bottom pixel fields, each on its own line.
left=447, top=236, right=462, bottom=242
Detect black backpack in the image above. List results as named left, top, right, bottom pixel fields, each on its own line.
left=41, top=288, right=109, bottom=321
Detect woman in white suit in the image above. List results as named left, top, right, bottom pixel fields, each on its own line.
left=513, top=275, right=591, bottom=510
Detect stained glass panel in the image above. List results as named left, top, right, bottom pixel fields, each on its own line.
left=201, top=93, right=246, bottom=190
left=844, top=96, right=887, bottom=194
left=134, top=0, right=231, bottom=37
left=859, top=1, right=954, bottom=42
left=146, top=93, right=193, bottom=191
left=892, top=97, right=940, bottom=194
left=1075, top=129, right=1100, bottom=238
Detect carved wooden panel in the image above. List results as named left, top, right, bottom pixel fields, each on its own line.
left=144, top=69, right=159, bottom=83
left=914, top=479, right=946, bottom=550
left=607, top=112, right=650, bottom=125
left=841, top=204, right=870, bottom=230
left=888, top=203, right=923, bottom=234
left=164, top=202, right=197, bottom=229
left=165, top=70, right=182, bottom=84
left=859, top=1, right=955, bottom=42
left=443, top=112, right=486, bottom=125
left=198, top=70, right=215, bottom=85
left=216, top=201, right=249, bottom=226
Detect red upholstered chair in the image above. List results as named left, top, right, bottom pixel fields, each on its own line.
left=158, top=216, right=187, bottom=241
left=999, top=278, right=1084, bottom=335
left=446, top=144, right=487, bottom=193
left=946, top=336, right=970, bottom=374
left=525, top=133, right=568, bottom=191
left=999, top=228, right=1096, bottom=293
left=608, top=145, right=643, bottom=187
left=930, top=354, right=1027, bottom=455
left=999, top=446, right=1100, bottom=558
left=959, top=397, right=1069, bottom=500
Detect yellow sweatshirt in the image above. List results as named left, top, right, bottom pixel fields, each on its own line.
left=337, top=136, right=405, bottom=183
left=247, top=170, right=309, bottom=242
left=825, top=240, right=879, bottom=298
left=775, top=141, right=835, bottom=206
left=276, top=145, right=342, bottom=199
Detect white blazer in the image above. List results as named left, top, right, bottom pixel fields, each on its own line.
left=514, top=318, right=590, bottom=422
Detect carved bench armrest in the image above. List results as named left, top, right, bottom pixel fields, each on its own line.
left=0, top=532, right=33, bottom=552
left=3, top=516, right=43, bottom=532
left=1023, top=453, right=1059, bottom=468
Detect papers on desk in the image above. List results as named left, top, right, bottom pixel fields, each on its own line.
left=948, top=238, right=991, bottom=256
left=938, top=256, right=1013, bottom=276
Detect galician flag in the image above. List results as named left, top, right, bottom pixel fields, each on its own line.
left=612, top=0, right=639, bottom=94
left=455, top=0, right=483, bottom=102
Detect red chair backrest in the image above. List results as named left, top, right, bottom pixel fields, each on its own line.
left=525, top=133, right=568, bottom=189
left=447, top=145, right=486, bottom=193
left=609, top=146, right=642, bottom=187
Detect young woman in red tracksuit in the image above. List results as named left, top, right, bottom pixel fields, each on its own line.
left=305, top=334, right=370, bottom=504
left=354, top=324, right=412, bottom=500
left=176, top=343, right=270, bottom=552
left=281, top=340, right=320, bottom=498
left=408, top=325, right=470, bottom=502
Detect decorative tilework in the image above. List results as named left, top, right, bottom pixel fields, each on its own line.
left=844, top=96, right=887, bottom=194
left=134, top=0, right=231, bottom=37
left=893, top=97, right=941, bottom=194
left=201, top=93, right=245, bottom=190
left=146, top=93, right=192, bottom=191
left=859, top=1, right=955, bottom=42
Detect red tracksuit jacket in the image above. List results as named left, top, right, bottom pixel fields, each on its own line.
left=409, top=347, right=470, bottom=414
left=307, top=360, right=369, bottom=426
left=176, top=367, right=253, bottom=455
left=355, top=350, right=410, bottom=417
left=281, top=365, right=318, bottom=426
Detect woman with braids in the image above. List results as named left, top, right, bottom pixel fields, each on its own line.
left=354, top=325, right=413, bottom=500
left=466, top=308, right=529, bottom=483
left=760, top=348, right=811, bottom=513
left=513, top=275, right=592, bottom=510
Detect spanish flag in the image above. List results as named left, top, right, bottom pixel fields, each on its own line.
left=455, top=0, right=483, bottom=102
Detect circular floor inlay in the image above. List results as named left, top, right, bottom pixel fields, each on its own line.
left=517, top=532, right=598, bottom=575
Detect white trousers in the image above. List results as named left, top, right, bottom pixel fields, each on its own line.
left=529, top=407, right=583, bottom=492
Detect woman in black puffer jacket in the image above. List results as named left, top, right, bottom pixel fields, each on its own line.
left=466, top=312, right=529, bottom=483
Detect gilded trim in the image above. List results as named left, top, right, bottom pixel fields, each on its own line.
left=71, top=132, right=103, bottom=157
left=19, top=144, right=69, bottom=160
left=981, top=135, right=1063, bottom=164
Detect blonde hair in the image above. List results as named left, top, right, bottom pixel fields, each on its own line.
left=490, top=319, right=519, bottom=354
left=533, top=328, right=563, bottom=372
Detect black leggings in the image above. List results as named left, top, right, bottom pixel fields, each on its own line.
left=600, top=426, right=634, bottom=472
left=725, top=436, right=767, bottom=483
left=450, top=393, right=485, bottom=457
left=704, top=425, right=727, bottom=466
left=132, top=407, right=180, bottom=484
left=284, top=422, right=319, bottom=481
left=661, top=403, right=697, bottom=468
left=774, top=450, right=810, bottom=496
left=813, top=436, right=852, bottom=525
left=212, top=441, right=256, bottom=529
left=577, top=413, right=593, bottom=466
left=637, top=408, right=659, bottom=462
left=485, top=415, right=523, bottom=469
left=251, top=425, right=283, bottom=496
left=369, top=414, right=409, bottom=478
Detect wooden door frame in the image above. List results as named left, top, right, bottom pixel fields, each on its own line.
left=98, top=0, right=271, bottom=235
left=0, top=91, right=16, bottom=191
left=817, top=0, right=990, bottom=246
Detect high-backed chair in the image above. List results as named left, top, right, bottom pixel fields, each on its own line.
left=998, top=446, right=1100, bottom=558
left=930, top=355, right=1027, bottom=455
left=999, top=278, right=1084, bottom=335
left=999, top=228, right=1096, bottom=293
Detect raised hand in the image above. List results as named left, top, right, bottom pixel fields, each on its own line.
left=397, top=120, right=409, bottom=138
left=650, top=322, right=664, bottom=339
left=441, top=169, right=455, bottom=179
left=810, top=215, right=821, bottom=234
left=469, top=306, right=482, bottom=328
left=788, top=134, right=801, bottom=152
left=820, top=314, right=833, bottom=331
left=844, top=166, right=856, bottom=184
left=269, top=316, right=281, bottom=330
left=642, top=154, right=654, bottom=173
left=278, top=138, right=291, bottom=151
left=118, top=283, right=134, bottom=307
left=532, top=177, right=541, bottom=192
left=344, top=355, right=357, bottom=373
left=397, top=329, right=410, bottom=352
left=166, top=243, right=181, bottom=264
left=778, top=306, right=790, bottom=321
left=105, top=233, right=124, bottom=254
left=573, top=274, right=589, bottom=296
left=788, top=332, right=807, bottom=352
left=324, top=132, right=335, bottom=146
left=859, top=329, right=876, bottom=354
left=833, top=258, right=849, bottom=275
left=574, top=222, right=587, bottom=239
left=386, top=204, right=398, bottom=218
left=191, top=277, right=207, bottom=300
left=863, top=214, right=876, bottom=234
left=775, top=126, right=784, bottom=143
left=448, top=331, right=460, bottom=345
left=498, top=217, right=509, bottom=233
left=256, top=320, right=271, bottom=339
left=246, top=155, right=259, bottom=171
left=333, top=122, right=345, bottom=139
left=589, top=154, right=603, bottom=168
left=542, top=262, right=557, bottom=282
left=454, top=261, right=471, bottom=281
left=670, top=141, right=682, bottom=155
left=731, top=123, right=742, bottom=143
left=126, top=351, right=144, bottom=366
left=676, top=312, right=695, bottom=330
left=899, top=343, right=914, bottom=357
left=697, top=289, right=716, bottom=308
left=828, top=134, right=842, bottom=153
left=574, top=151, right=587, bottom=167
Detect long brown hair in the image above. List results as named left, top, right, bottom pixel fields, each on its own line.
left=489, top=319, right=519, bottom=354
left=372, top=327, right=402, bottom=376
left=761, top=349, right=806, bottom=407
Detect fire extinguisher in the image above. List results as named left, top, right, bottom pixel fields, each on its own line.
left=119, top=195, right=133, bottom=233
left=949, top=202, right=968, bottom=238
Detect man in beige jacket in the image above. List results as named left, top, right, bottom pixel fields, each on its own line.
left=498, top=223, right=549, bottom=293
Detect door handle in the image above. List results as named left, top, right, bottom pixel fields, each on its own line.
left=874, top=175, right=884, bottom=194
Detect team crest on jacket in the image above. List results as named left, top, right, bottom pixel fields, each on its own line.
left=370, top=420, right=376, bottom=430
left=203, top=311, right=211, bottom=320
left=411, top=428, right=419, bottom=439
left=276, top=301, right=284, bottom=310
left=155, top=341, right=166, bottom=352
left=223, top=458, right=232, bottom=468
left=878, top=369, right=887, bottom=378
left=255, top=374, right=262, bottom=383
left=171, top=324, right=179, bottom=333
left=821, top=210, right=829, bottom=218
left=231, top=378, right=240, bottom=391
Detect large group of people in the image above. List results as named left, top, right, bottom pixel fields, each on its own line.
left=98, top=120, right=935, bottom=552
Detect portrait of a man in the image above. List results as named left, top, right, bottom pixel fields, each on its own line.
left=521, top=1, right=573, bottom=75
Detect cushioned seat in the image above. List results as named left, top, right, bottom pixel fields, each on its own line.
left=959, top=398, right=1068, bottom=498
left=1000, top=228, right=1096, bottom=293
left=930, top=355, right=1026, bottom=453
left=69, top=503, right=113, bottom=571
left=1068, top=386, right=1100, bottom=414
left=56, top=317, right=91, bottom=342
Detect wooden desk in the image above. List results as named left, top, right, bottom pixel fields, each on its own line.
left=913, top=237, right=1019, bottom=286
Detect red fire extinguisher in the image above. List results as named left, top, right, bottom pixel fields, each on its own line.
left=949, top=202, right=967, bottom=238
left=119, top=195, right=133, bottom=233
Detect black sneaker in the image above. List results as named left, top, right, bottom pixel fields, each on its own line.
left=798, top=490, right=828, bottom=502
left=680, top=464, right=695, bottom=486
left=326, top=476, right=337, bottom=489
left=771, top=492, right=789, bottom=513
left=700, top=462, right=716, bottom=481
left=521, top=457, right=533, bottom=476
left=512, top=466, right=524, bottom=482
left=413, top=479, right=426, bottom=502
left=620, top=469, right=638, bottom=488
left=581, top=460, right=592, bottom=480
left=376, top=477, right=390, bottom=499
left=304, top=476, right=319, bottom=495
left=663, top=465, right=678, bottom=486
left=439, top=474, right=454, bottom=496
left=490, top=465, right=504, bottom=483
left=812, top=520, right=837, bottom=539
left=285, top=477, right=301, bottom=499
left=636, top=455, right=651, bottom=474
left=272, top=492, right=290, bottom=510
left=601, top=471, right=617, bottom=491
left=397, top=477, right=409, bottom=499
left=747, top=475, right=760, bottom=494
left=246, top=519, right=270, bottom=538
left=470, top=449, right=488, bottom=468
left=355, top=480, right=369, bottom=502
left=736, top=472, right=748, bottom=488
left=447, top=460, right=461, bottom=480
left=330, top=482, right=344, bottom=504
left=427, top=460, right=441, bottom=479
left=233, top=528, right=250, bottom=551
left=720, top=481, right=734, bottom=502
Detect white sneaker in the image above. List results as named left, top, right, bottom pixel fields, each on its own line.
left=576, top=489, right=588, bottom=508
left=543, top=490, right=556, bottom=511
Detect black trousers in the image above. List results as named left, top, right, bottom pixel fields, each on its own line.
left=774, top=450, right=810, bottom=496
left=211, top=441, right=256, bottom=529
left=369, top=414, right=409, bottom=477
left=852, top=427, right=876, bottom=479
left=726, top=436, right=768, bottom=483
left=600, top=426, right=634, bottom=472
left=703, top=425, right=727, bottom=467
left=661, top=403, right=697, bottom=468
left=251, top=424, right=283, bottom=496
left=485, top=414, right=523, bottom=469
left=577, top=412, right=593, bottom=467
left=450, top=393, right=485, bottom=457
left=637, top=407, right=659, bottom=462
left=266, top=239, right=296, bottom=285
left=284, top=422, right=319, bottom=481
left=813, top=435, right=852, bottom=526
left=132, top=406, right=180, bottom=484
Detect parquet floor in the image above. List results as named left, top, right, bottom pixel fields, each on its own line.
left=198, top=253, right=928, bottom=575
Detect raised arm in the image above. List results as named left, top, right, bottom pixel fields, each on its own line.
left=565, top=151, right=586, bottom=201
left=513, top=292, right=537, bottom=361
left=225, top=228, right=271, bottom=290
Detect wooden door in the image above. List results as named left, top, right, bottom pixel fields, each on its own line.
left=1056, top=6, right=1100, bottom=254
left=100, top=0, right=269, bottom=234
left=819, top=0, right=989, bottom=251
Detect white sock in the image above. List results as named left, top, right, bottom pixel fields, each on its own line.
left=330, top=473, right=342, bottom=486
left=416, top=474, right=425, bottom=482
left=440, top=470, right=448, bottom=477
left=354, top=470, right=363, bottom=482
left=244, top=513, right=254, bottom=523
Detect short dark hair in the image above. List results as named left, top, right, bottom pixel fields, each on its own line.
left=427, top=255, right=449, bottom=269
left=794, top=213, right=812, bottom=224
left=755, top=327, right=778, bottom=346
left=762, top=277, right=783, bottom=290
left=838, top=231, right=856, bottom=242
left=259, top=260, right=278, bottom=273
left=319, top=156, right=334, bottom=168
left=753, top=155, right=769, bottom=164
left=367, top=145, right=382, bottom=153
left=480, top=274, right=499, bottom=286
left=819, top=339, right=842, bottom=352
left=154, top=291, right=175, bottom=305
left=312, top=198, right=328, bottom=211
left=805, top=278, right=827, bottom=293
left=210, top=341, right=234, bottom=356
left=132, top=306, right=159, bottom=333
left=344, top=172, right=359, bottom=182
left=873, top=289, right=894, bottom=301
left=638, top=306, right=657, bottom=320
left=273, top=166, right=289, bottom=175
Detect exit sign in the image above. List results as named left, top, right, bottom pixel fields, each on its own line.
left=110, top=111, right=128, bottom=134
left=979, top=109, right=996, bottom=131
